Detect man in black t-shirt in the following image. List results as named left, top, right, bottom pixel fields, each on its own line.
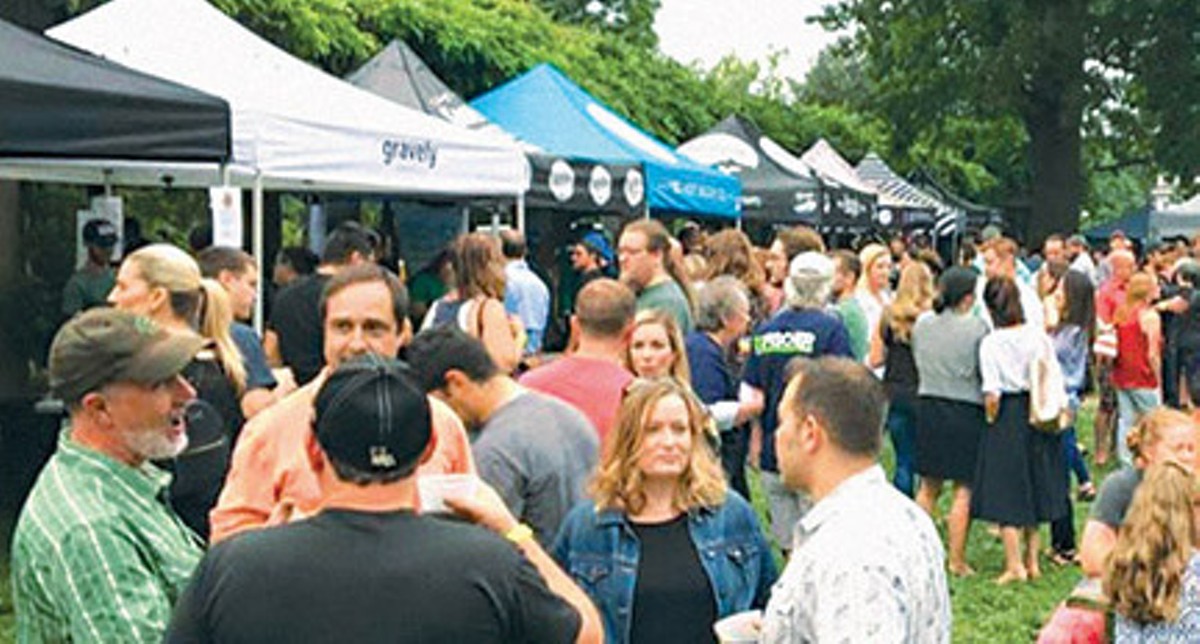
left=166, top=356, right=602, bottom=643
left=266, top=225, right=375, bottom=385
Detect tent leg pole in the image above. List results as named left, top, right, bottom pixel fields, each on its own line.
left=252, top=174, right=265, bottom=335
left=490, top=211, right=501, bottom=236
left=516, top=194, right=526, bottom=232
left=462, top=206, right=470, bottom=233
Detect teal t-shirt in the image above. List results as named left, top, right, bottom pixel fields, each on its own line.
left=637, top=280, right=694, bottom=333
left=835, top=297, right=870, bottom=361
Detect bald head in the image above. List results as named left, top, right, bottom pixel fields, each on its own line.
left=499, top=229, right=526, bottom=260
left=1110, top=249, right=1136, bottom=284
left=575, top=278, right=636, bottom=339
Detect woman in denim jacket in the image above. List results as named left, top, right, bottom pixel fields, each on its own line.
left=553, top=378, right=776, bottom=644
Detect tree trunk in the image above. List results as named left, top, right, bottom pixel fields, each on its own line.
left=1024, top=101, right=1083, bottom=248
left=1019, top=0, right=1087, bottom=248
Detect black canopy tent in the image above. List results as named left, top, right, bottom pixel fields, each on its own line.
left=347, top=40, right=644, bottom=217
left=677, top=114, right=823, bottom=225
left=854, top=153, right=944, bottom=232
left=0, top=17, right=230, bottom=162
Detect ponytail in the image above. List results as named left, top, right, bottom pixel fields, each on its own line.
left=198, top=278, right=247, bottom=394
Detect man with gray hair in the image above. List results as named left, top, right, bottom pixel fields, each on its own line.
left=741, top=252, right=853, bottom=550
left=686, top=276, right=759, bottom=496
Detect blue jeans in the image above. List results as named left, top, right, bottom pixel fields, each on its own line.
left=1116, top=388, right=1160, bottom=467
left=886, top=396, right=917, bottom=498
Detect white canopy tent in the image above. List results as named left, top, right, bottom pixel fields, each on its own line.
left=47, top=0, right=530, bottom=321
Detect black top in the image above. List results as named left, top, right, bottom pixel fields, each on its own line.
left=882, top=322, right=919, bottom=399
left=159, top=356, right=239, bottom=540
left=629, top=514, right=716, bottom=644
left=165, top=510, right=581, bottom=644
left=268, top=273, right=330, bottom=385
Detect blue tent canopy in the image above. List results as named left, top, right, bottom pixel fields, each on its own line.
left=1084, top=205, right=1200, bottom=243
left=472, top=64, right=740, bottom=219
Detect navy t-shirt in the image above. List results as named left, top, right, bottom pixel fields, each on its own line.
left=742, top=307, right=852, bottom=472
left=686, top=331, right=736, bottom=405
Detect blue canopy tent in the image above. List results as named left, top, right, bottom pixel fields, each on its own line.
left=472, top=64, right=740, bottom=220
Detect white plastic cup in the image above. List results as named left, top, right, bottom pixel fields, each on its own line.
left=417, top=474, right=478, bottom=513
left=713, top=609, right=762, bottom=643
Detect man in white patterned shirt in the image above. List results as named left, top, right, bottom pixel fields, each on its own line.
left=761, top=357, right=951, bottom=643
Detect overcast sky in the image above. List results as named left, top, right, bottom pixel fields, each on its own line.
left=654, top=0, right=844, bottom=82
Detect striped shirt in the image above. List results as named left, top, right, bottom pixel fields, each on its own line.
left=11, top=429, right=203, bottom=643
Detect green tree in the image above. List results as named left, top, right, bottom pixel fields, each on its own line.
left=532, top=0, right=660, bottom=49
left=819, top=0, right=1200, bottom=243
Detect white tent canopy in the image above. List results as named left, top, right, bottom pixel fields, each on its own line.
left=47, top=0, right=529, bottom=197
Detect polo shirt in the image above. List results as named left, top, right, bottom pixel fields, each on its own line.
left=637, top=279, right=694, bottom=333
left=11, top=430, right=203, bottom=643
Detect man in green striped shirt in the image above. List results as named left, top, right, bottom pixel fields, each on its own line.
left=11, top=308, right=206, bottom=643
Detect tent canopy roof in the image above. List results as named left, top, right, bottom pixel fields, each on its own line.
left=472, top=63, right=739, bottom=218
left=800, top=139, right=877, bottom=199
left=855, top=152, right=945, bottom=212
left=678, top=114, right=820, bottom=222
left=0, top=17, right=229, bottom=163
left=49, top=0, right=528, bottom=196
left=347, top=41, right=645, bottom=214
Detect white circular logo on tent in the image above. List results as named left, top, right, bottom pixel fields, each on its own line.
left=624, top=169, right=645, bottom=207
left=878, top=208, right=894, bottom=226
left=549, top=159, right=575, bottom=202
left=589, top=166, right=613, bottom=206
left=585, top=103, right=677, bottom=165
left=678, top=133, right=759, bottom=170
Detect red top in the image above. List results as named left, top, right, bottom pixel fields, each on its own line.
left=1096, top=279, right=1126, bottom=324
left=519, top=355, right=633, bottom=444
left=1112, top=308, right=1158, bottom=389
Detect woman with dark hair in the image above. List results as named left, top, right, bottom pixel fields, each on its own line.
left=971, top=277, right=1069, bottom=584
left=912, top=266, right=989, bottom=576
left=1046, top=270, right=1097, bottom=565
left=553, top=378, right=775, bottom=644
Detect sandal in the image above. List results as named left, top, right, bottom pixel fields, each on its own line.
left=1048, top=550, right=1078, bottom=567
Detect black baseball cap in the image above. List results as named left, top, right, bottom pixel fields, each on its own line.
left=313, top=356, right=431, bottom=476
left=82, top=219, right=118, bottom=247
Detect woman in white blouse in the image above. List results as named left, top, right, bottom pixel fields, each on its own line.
left=970, top=277, right=1069, bottom=584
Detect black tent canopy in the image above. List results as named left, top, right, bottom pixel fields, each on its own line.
left=0, top=18, right=230, bottom=162
left=678, top=114, right=823, bottom=224
left=347, top=40, right=644, bottom=216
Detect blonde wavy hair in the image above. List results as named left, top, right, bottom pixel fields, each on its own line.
left=884, top=261, right=934, bottom=343
left=624, top=309, right=691, bottom=384
left=591, top=378, right=726, bottom=514
left=1114, top=271, right=1156, bottom=325
left=1104, top=462, right=1198, bottom=625
left=123, top=244, right=247, bottom=393
left=1127, top=407, right=1195, bottom=466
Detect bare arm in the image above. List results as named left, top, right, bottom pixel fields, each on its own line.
left=1142, top=309, right=1162, bottom=378
left=867, top=317, right=886, bottom=369
left=262, top=329, right=282, bottom=367
left=447, top=483, right=603, bottom=644
left=984, top=392, right=1000, bottom=424
left=479, top=298, right=521, bottom=374
left=1079, top=520, right=1118, bottom=578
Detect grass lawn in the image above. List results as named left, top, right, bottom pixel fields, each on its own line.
left=0, top=401, right=1113, bottom=641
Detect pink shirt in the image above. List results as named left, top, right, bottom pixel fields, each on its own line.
left=519, top=355, right=632, bottom=444
left=210, top=371, right=475, bottom=544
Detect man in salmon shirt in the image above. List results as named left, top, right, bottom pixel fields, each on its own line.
left=210, top=264, right=474, bottom=544
left=519, top=278, right=635, bottom=443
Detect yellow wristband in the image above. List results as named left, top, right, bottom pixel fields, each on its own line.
left=504, top=523, right=534, bottom=545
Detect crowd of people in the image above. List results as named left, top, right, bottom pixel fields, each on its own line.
left=15, top=214, right=1200, bottom=642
